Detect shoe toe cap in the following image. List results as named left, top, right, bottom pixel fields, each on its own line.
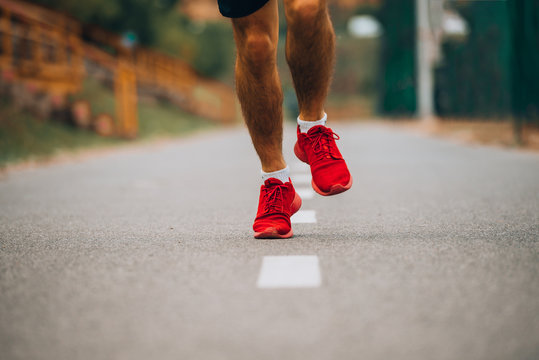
left=253, top=218, right=291, bottom=235
left=313, top=163, right=351, bottom=192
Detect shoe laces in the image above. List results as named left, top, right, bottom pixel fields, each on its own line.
left=306, top=127, right=342, bottom=160
left=262, top=183, right=287, bottom=214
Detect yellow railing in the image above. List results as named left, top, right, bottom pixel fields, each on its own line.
left=0, top=0, right=84, bottom=96
left=0, top=0, right=237, bottom=138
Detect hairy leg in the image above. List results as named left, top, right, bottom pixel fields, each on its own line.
left=284, top=0, right=335, bottom=121
left=232, top=0, right=285, bottom=172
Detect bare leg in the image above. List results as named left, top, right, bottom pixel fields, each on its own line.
left=284, top=0, right=335, bottom=121
left=232, top=0, right=285, bottom=172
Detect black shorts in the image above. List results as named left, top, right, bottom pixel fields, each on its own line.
left=218, top=0, right=270, bottom=18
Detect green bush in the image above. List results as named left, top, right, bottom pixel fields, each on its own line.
left=29, top=0, right=236, bottom=80
left=377, top=0, right=416, bottom=116
left=435, top=1, right=511, bottom=118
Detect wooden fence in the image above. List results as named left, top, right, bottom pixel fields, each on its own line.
left=0, top=0, right=84, bottom=96
left=0, top=0, right=237, bottom=138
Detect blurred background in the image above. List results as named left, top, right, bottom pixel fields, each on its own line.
left=0, top=0, right=538, bottom=167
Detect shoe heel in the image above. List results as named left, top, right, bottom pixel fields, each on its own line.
left=290, top=191, right=302, bottom=214
left=294, top=142, right=308, bottom=163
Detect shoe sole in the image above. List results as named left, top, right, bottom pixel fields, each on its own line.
left=311, top=177, right=353, bottom=196
left=254, top=191, right=302, bottom=239
left=294, top=141, right=353, bottom=196
left=254, top=227, right=294, bottom=239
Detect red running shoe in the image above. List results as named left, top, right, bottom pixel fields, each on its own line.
left=294, top=125, right=353, bottom=196
left=253, top=178, right=302, bottom=239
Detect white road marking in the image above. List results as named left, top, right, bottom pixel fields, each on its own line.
left=291, top=173, right=312, bottom=184
left=295, top=187, right=315, bottom=200
left=291, top=210, right=316, bottom=223
left=257, top=255, right=321, bottom=288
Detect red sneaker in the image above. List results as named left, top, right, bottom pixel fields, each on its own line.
left=294, top=125, right=353, bottom=196
left=253, top=178, right=302, bottom=239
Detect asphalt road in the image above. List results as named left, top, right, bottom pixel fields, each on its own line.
left=1, top=123, right=538, bottom=360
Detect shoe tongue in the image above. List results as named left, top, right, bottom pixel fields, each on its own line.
left=264, top=178, right=285, bottom=187
left=307, top=125, right=329, bottom=135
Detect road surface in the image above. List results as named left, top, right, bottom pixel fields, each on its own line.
left=1, top=123, right=538, bottom=360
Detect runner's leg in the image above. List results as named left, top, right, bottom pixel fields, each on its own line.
left=232, top=0, right=285, bottom=172
left=284, top=0, right=335, bottom=121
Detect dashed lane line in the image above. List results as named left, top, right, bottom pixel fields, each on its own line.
left=291, top=210, right=317, bottom=224
left=257, top=164, right=319, bottom=289
left=257, top=255, right=321, bottom=288
left=295, top=187, right=315, bottom=200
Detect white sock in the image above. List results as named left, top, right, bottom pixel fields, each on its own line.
left=261, top=166, right=290, bottom=184
left=298, top=113, right=327, bottom=133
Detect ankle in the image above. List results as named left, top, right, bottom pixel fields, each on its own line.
left=298, top=113, right=327, bottom=133
left=299, top=110, right=325, bottom=122
left=261, top=166, right=290, bottom=184
left=261, top=159, right=287, bottom=173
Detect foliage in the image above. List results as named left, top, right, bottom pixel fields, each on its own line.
left=28, top=0, right=235, bottom=79
left=377, top=0, right=416, bottom=115
left=507, top=0, right=539, bottom=127
left=333, top=36, right=380, bottom=97
left=31, top=0, right=177, bottom=45
left=187, top=22, right=235, bottom=80
left=435, top=1, right=512, bottom=118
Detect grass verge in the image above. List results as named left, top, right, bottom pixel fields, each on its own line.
left=0, top=79, right=216, bottom=168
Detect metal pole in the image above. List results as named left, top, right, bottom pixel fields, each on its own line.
left=416, top=0, right=434, bottom=120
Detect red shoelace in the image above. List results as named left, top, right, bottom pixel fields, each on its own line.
left=262, top=183, right=287, bottom=214
left=305, top=127, right=343, bottom=161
